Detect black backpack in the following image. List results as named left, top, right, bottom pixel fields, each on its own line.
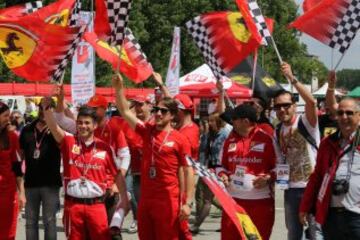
left=275, top=117, right=319, bottom=151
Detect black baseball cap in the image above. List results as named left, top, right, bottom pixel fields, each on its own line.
left=230, top=104, right=257, bottom=122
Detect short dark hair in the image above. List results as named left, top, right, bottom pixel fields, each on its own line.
left=77, top=105, right=97, bottom=122
left=274, top=90, right=296, bottom=103
left=159, top=97, right=178, bottom=115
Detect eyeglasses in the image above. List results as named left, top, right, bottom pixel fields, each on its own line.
left=151, top=106, right=169, bottom=115
left=336, top=110, right=357, bottom=116
left=273, top=103, right=293, bottom=111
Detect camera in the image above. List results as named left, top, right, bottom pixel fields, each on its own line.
left=332, top=179, right=349, bottom=195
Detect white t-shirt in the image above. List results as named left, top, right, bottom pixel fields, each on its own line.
left=276, top=115, right=320, bottom=188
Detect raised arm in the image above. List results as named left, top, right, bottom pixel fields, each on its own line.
left=153, top=72, right=172, bottom=98
left=41, top=97, right=65, bottom=144
left=54, top=84, right=76, bottom=120
left=325, top=71, right=338, bottom=115
left=112, top=73, right=140, bottom=130
left=281, top=62, right=318, bottom=128
left=216, top=80, right=226, bottom=114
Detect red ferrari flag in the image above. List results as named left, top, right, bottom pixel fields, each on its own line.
left=0, top=1, right=42, bottom=18
left=84, top=29, right=153, bottom=83
left=303, top=0, right=322, bottom=12
left=290, top=0, right=360, bottom=53
left=30, top=0, right=80, bottom=27
left=186, top=157, right=262, bottom=240
left=186, top=11, right=273, bottom=79
left=0, top=14, right=85, bottom=82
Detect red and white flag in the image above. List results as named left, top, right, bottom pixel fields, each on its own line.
left=290, top=0, right=360, bottom=53
left=84, top=29, right=153, bottom=83
left=165, top=26, right=180, bottom=96
left=186, top=156, right=262, bottom=240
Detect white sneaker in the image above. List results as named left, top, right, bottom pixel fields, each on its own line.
left=128, top=220, right=137, bottom=233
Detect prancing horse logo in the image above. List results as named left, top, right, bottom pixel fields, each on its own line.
left=0, top=32, right=23, bottom=56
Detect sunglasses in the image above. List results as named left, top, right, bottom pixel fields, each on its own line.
left=336, top=110, right=357, bottom=116
left=151, top=106, right=169, bottom=115
left=273, top=103, right=293, bottom=111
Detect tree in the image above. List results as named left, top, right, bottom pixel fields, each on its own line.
left=336, top=69, right=360, bottom=91
left=0, top=0, right=329, bottom=87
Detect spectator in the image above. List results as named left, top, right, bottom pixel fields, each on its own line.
left=300, top=97, right=360, bottom=240
left=20, top=97, right=62, bottom=240
left=112, top=73, right=195, bottom=240
left=274, top=62, right=319, bottom=240
left=41, top=100, right=128, bottom=240
left=10, top=110, right=24, bottom=133
left=191, top=111, right=230, bottom=234
left=0, top=101, right=25, bottom=240
left=218, top=104, right=277, bottom=240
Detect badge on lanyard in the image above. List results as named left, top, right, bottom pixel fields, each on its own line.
left=276, top=164, right=290, bottom=190
left=33, top=148, right=40, bottom=159
left=149, top=166, right=156, bottom=179
left=232, top=166, right=246, bottom=189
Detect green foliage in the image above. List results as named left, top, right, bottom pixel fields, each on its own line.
left=336, top=69, right=360, bottom=91
left=0, top=0, right=329, bottom=87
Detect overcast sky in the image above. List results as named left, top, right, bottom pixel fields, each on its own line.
left=293, top=0, right=359, bottom=70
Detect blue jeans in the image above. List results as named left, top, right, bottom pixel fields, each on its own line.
left=284, top=188, right=316, bottom=240
left=125, top=173, right=138, bottom=220
left=323, top=208, right=360, bottom=240
left=25, top=187, right=60, bottom=240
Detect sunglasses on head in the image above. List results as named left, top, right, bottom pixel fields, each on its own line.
left=273, top=103, right=293, bottom=111
left=336, top=110, right=357, bottom=116
left=151, top=106, right=169, bottom=115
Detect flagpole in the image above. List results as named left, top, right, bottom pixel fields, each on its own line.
left=333, top=52, right=346, bottom=71
left=331, top=49, right=334, bottom=70
left=251, top=50, right=258, bottom=95
left=269, top=36, right=283, bottom=64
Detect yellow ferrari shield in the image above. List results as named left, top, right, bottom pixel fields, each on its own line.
left=227, top=12, right=251, bottom=43
left=237, top=213, right=262, bottom=240
left=0, top=26, right=36, bottom=69
left=232, top=74, right=251, bottom=85
left=97, top=40, right=133, bottom=66
left=45, top=9, right=70, bottom=27
left=262, top=76, right=276, bottom=87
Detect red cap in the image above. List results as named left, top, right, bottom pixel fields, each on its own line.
left=174, top=94, right=193, bottom=110
left=87, top=95, right=108, bottom=108
left=130, top=94, right=152, bottom=103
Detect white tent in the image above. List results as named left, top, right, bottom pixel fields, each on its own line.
left=312, top=82, right=343, bottom=97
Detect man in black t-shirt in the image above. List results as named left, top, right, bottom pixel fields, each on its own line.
left=20, top=97, right=62, bottom=240
left=318, top=110, right=338, bottom=139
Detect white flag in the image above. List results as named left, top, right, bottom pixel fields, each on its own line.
left=165, top=27, right=181, bottom=96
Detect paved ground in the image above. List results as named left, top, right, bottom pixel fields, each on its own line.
left=16, top=190, right=287, bottom=239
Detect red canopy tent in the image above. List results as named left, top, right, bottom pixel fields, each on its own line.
left=179, top=64, right=252, bottom=99
left=0, top=82, right=153, bottom=102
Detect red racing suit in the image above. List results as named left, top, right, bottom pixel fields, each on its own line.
left=218, top=126, right=277, bottom=240
left=0, top=131, right=21, bottom=240
left=135, top=121, right=191, bottom=240
left=61, top=134, right=119, bottom=240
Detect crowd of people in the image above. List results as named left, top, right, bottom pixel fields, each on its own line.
left=0, top=62, right=359, bottom=240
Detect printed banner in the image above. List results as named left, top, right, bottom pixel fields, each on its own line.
left=71, top=11, right=95, bottom=106
left=165, top=26, right=180, bottom=96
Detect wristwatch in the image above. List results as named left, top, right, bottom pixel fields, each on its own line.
left=291, top=77, right=298, bottom=85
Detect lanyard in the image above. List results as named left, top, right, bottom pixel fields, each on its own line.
left=77, top=138, right=97, bottom=179
left=151, top=130, right=172, bottom=166
left=34, top=127, right=47, bottom=150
